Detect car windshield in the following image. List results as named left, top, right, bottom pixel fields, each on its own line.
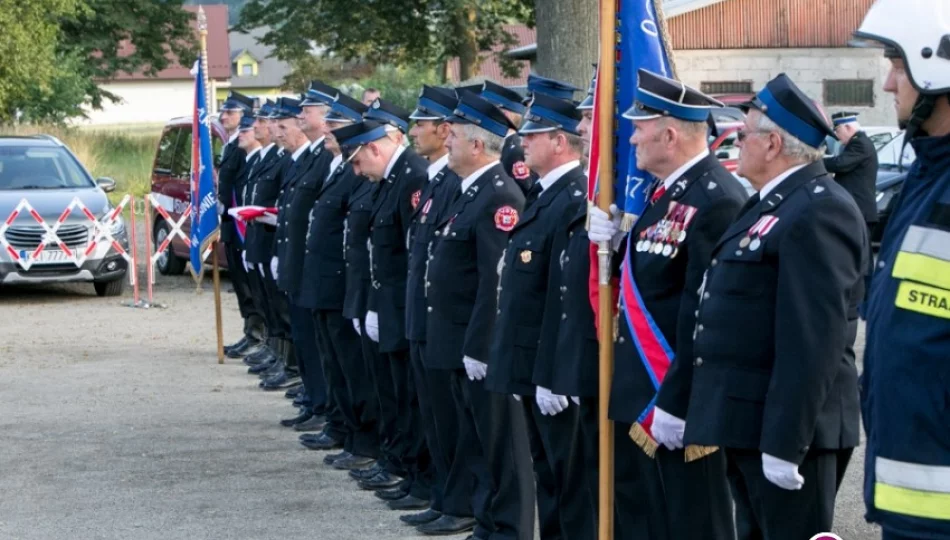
left=877, top=132, right=916, bottom=167
left=0, top=145, right=95, bottom=191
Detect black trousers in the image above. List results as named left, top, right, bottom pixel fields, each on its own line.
left=313, top=310, right=378, bottom=458
left=382, top=348, right=428, bottom=497
left=727, top=448, right=846, bottom=540
left=520, top=399, right=562, bottom=540
left=578, top=398, right=600, bottom=538
left=359, top=318, right=402, bottom=476
left=450, top=370, right=534, bottom=540
left=224, top=242, right=263, bottom=333
left=287, top=302, right=326, bottom=412
left=261, top=263, right=291, bottom=341
left=527, top=399, right=597, bottom=540
left=245, top=265, right=271, bottom=341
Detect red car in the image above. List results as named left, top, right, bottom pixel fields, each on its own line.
left=710, top=123, right=742, bottom=173
left=149, top=116, right=229, bottom=275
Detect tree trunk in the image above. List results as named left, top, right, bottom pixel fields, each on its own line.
left=454, top=6, right=479, bottom=82
left=533, top=0, right=598, bottom=91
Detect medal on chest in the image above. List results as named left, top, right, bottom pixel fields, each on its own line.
left=636, top=201, right=698, bottom=258
left=420, top=198, right=433, bottom=224
left=740, top=215, right=780, bottom=252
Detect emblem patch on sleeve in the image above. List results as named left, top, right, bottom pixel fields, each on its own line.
left=512, top=161, right=530, bottom=180
left=411, top=190, right=422, bottom=210
left=494, top=206, right=519, bottom=232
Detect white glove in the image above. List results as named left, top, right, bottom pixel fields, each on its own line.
left=217, top=202, right=225, bottom=216
left=365, top=311, right=380, bottom=343
left=463, top=356, right=487, bottom=381
left=762, top=453, right=805, bottom=491
left=570, top=396, right=580, bottom=406
left=270, top=256, right=279, bottom=280
left=536, top=386, right=569, bottom=416
left=352, top=319, right=361, bottom=335
left=258, top=263, right=265, bottom=278
left=651, top=406, right=686, bottom=450
left=513, top=394, right=522, bottom=402
left=241, top=251, right=252, bottom=272
left=257, top=212, right=278, bottom=226
left=588, top=203, right=622, bottom=244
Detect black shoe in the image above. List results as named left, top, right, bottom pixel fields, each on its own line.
left=279, top=408, right=313, bottom=428
left=259, top=362, right=285, bottom=379
left=300, top=432, right=342, bottom=451
left=224, top=336, right=249, bottom=355
left=416, top=515, right=477, bottom=536
left=388, top=494, right=429, bottom=511
left=332, top=454, right=375, bottom=471
left=293, top=415, right=326, bottom=432
left=284, top=385, right=304, bottom=398
left=349, top=462, right=383, bottom=481
left=359, top=471, right=402, bottom=491
left=399, top=509, right=441, bottom=526
left=323, top=451, right=350, bottom=466
left=375, top=487, right=409, bottom=501
left=247, top=358, right=277, bottom=374
left=261, top=372, right=301, bottom=391
left=243, top=346, right=276, bottom=366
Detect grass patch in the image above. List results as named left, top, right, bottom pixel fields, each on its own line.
left=2, top=125, right=160, bottom=204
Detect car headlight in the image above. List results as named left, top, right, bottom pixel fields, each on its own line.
left=98, top=209, right=126, bottom=236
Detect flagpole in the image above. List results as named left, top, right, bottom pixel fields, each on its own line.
left=198, top=7, right=225, bottom=364
left=597, top=0, right=617, bottom=538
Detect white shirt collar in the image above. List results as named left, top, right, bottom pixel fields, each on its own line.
left=291, top=143, right=309, bottom=162
left=326, top=154, right=344, bottom=181
left=537, top=160, right=580, bottom=193
left=245, top=147, right=262, bottom=162
left=759, top=163, right=808, bottom=199
left=309, top=136, right=326, bottom=152
left=261, top=143, right=275, bottom=158
left=427, top=154, right=449, bottom=181
left=661, top=148, right=710, bottom=190
left=383, top=144, right=407, bottom=179
left=228, top=131, right=239, bottom=145
left=460, top=161, right=501, bottom=193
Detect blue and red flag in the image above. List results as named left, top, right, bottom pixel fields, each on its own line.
left=189, top=59, right=220, bottom=279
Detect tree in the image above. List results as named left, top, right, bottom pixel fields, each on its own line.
left=533, top=0, right=598, bottom=90
left=234, top=0, right=533, bottom=83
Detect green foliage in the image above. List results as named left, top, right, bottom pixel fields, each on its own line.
left=347, top=65, right=441, bottom=112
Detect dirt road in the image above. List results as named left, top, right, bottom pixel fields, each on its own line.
left=0, top=258, right=879, bottom=539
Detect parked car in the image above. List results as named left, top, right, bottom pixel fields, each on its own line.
left=872, top=131, right=916, bottom=245
left=150, top=116, right=227, bottom=275
left=0, top=135, right=129, bottom=296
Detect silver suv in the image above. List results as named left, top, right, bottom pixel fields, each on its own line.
left=0, top=135, right=129, bottom=296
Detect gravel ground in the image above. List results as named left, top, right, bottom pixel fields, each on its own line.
left=0, top=219, right=880, bottom=540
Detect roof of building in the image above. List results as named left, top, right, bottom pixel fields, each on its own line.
left=447, top=24, right=536, bottom=86
left=228, top=27, right=293, bottom=89
left=110, top=5, right=230, bottom=81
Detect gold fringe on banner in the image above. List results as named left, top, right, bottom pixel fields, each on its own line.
left=628, top=422, right=659, bottom=458
left=652, top=0, right=679, bottom=79
left=685, top=445, right=720, bottom=462
left=620, top=212, right=636, bottom=232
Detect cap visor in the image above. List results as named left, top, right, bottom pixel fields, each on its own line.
left=517, top=120, right=559, bottom=135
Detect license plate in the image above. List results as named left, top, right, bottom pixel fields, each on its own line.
left=20, top=249, right=73, bottom=264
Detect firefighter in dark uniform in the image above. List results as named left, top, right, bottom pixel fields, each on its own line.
left=423, top=91, right=533, bottom=540
left=681, top=74, right=867, bottom=540
left=342, top=101, right=431, bottom=498
left=536, top=67, right=601, bottom=537
left=486, top=90, right=590, bottom=540
left=479, top=80, right=538, bottom=194
left=217, top=91, right=265, bottom=359
left=296, top=92, right=380, bottom=466
left=387, top=86, right=478, bottom=525
left=587, top=69, right=745, bottom=540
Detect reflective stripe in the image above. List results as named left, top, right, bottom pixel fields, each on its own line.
left=875, top=458, right=950, bottom=521
left=893, top=252, right=950, bottom=292
left=899, top=225, right=950, bottom=260
left=877, top=457, right=950, bottom=493
left=894, top=281, right=950, bottom=319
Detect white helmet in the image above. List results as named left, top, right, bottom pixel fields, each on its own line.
left=853, top=0, right=950, bottom=94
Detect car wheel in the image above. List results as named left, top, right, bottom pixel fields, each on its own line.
left=154, top=220, right=187, bottom=275
left=94, top=278, right=126, bottom=297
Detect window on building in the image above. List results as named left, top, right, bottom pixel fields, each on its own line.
left=823, top=79, right=874, bottom=107
left=700, top=81, right=754, bottom=95
left=241, top=64, right=253, bottom=76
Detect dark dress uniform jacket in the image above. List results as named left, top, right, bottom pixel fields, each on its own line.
left=218, top=138, right=247, bottom=244
left=683, top=161, right=867, bottom=465
left=342, top=180, right=379, bottom=321
left=487, top=166, right=587, bottom=396
left=405, top=164, right=462, bottom=343
left=425, top=163, right=525, bottom=370
left=245, top=149, right=289, bottom=265
left=823, top=131, right=879, bottom=224
left=536, top=203, right=599, bottom=398
left=276, top=142, right=333, bottom=295
left=501, top=133, right=538, bottom=195
left=368, top=148, right=429, bottom=353
left=298, top=160, right=367, bottom=311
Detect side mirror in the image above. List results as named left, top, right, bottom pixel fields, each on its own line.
left=716, top=151, right=729, bottom=160
left=96, top=177, right=117, bottom=193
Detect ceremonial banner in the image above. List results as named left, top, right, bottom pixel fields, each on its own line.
left=189, top=59, right=219, bottom=280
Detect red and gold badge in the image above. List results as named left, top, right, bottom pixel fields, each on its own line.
left=411, top=190, right=422, bottom=209
left=494, top=206, right=519, bottom=232
left=512, top=161, right=530, bottom=180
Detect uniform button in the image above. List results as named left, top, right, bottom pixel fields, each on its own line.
left=426, top=281, right=431, bottom=287
left=565, top=256, right=570, bottom=263
left=562, top=313, right=567, bottom=320
left=698, top=324, right=704, bottom=332
left=703, top=292, right=711, bottom=300
left=560, top=286, right=567, bottom=292
left=427, top=307, right=433, bottom=313
left=451, top=232, right=457, bottom=237
left=878, top=261, right=885, bottom=269
left=569, top=231, right=574, bottom=238
left=695, top=357, right=704, bottom=366
left=497, top=309, right=501, bottom=315
left=735, top=250, right=743, bottom=256
left=346, top=263, right=350, bottom=267
left=711, top=258, right=718, bottom=266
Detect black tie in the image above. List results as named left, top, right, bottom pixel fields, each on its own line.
left=525, top=182, right=543, bottom=208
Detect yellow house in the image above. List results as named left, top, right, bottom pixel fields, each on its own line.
left=215, top=28, right=294, bottom=109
